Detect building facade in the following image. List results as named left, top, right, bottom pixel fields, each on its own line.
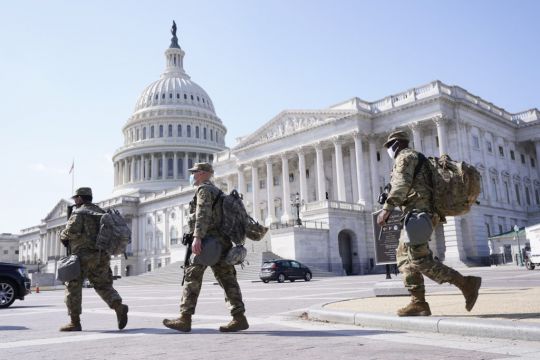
left=0, top=233, right=20, bottom=263
left=15, top=27, right=540, bottom=276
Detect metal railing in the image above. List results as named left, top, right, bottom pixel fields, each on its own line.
left=270, top=220, right=329, bottom=230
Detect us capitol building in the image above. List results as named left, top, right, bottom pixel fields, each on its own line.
left=15, top=25, right=540, bottom=278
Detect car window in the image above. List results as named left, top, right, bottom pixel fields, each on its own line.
left=261, top=262, right=274, bottom=269
left=280, top=261, right=290, bottom=268
left=291, top=261, right=300, bottom=268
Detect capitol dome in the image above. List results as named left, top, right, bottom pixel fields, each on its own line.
left=112, top=22, right=227, bottom=194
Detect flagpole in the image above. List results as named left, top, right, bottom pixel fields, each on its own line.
left=70, top=160, right=75, bottom=195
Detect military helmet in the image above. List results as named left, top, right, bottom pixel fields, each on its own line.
left=245, top=219, right=269, bottom=241
left=383, top=130, right=410, bottom=148
left=188, top=162, right=214, bottom=173
left=72, top=187, right=93, bottom=198
left=225, top=244, right=247, bottom=266
left=192, top=236, right=222, bottom=266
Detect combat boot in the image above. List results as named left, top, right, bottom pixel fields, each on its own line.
left=219, top=313, right=249, bottom=332
left=60, top=315, right=82, bottom=332
left=455, top=276, right=482, bottom=311
left=397, top=290, right=431, bottom=317
left=112, top=301, right=129, bottom=330
left=163, top=314, right=192, bottom=332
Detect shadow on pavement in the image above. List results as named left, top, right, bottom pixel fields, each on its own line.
left=224, top=329, right=400, bottom=337
left=8, top=305, right=57, bottom=309
left=0, top=326, right=30, bottom=331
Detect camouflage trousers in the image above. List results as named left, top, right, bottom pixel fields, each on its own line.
left=180, top=257, right=245, bottom=316
left=65, top=249, right=122, bottom=316
left=396, top=229, right=462, bottom=292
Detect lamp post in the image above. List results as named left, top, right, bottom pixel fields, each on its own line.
left=514, top=225, right=523, bottom=266
left=291, top=192, right=303, bottom=226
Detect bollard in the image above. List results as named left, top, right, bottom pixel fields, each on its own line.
left=36, top=283, right=40, bottom=293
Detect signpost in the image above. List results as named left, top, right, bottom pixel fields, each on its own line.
left=514, top=224, right=523, bottom=266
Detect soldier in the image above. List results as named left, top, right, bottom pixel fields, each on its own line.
left=59, top=187, right=128, bottom=331
left=376, top=131, right=482, bottom=316
left=163, top=162, right=249, bottom=332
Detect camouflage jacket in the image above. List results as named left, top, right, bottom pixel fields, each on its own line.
left=382, top=148, right=434, bottom=214
left=60, top=203, right=105, bottom=254
left=189, top=180, right=224, bottom=241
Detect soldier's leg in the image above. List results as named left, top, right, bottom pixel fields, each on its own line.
left=211, top=260, right=248, bottom=332
left=179, top=264, right=206, bottom=315
left=87, top=253, right=128, bottom=329
left=163, top=264, right=206, bottom=332
left=61, top=266, right=85, bottom=331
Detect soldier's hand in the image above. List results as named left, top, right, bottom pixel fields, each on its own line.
left=192, top=236, right=202, bottom=255
left=377, top=209, right=391, bottom=226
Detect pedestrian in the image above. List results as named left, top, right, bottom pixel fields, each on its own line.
left=376, top=131, right=482, bottom=316
left=59, top=187, right=128, bottom=331
left=163, top=162, right=249, bottom=332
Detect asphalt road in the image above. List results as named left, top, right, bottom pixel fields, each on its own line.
left=2, top=265, right=540, bottom=359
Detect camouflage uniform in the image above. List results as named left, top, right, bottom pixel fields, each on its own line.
left=60, top=202, right=122, bottom=316
left=180, top=179, right=245, bottom=316
left=383, top=148, right=463, bottom=292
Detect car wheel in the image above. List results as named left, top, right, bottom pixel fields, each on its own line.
left=262, top=280, right=269, bottom=283
left=0, top=280, right=17, bottom=308
left=304, top=272, right=312, bottom=281
left=277, top=273, right=286, bottom=283
left=526, top=260, right=535, bottom=270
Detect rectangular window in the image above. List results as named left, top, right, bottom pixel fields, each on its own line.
left=472, top=135, right=480, bottom=149
left=159, top=125, right=164, bottom=137
left=436, top=136, right=439, bottom=148
left=196, top=126, right=200, bottom=138
left=167, top=158, right=174, bottom=177
left=498, top=224, right=503, bottom=234
left=491, top=178, right=498, bottom=201
left=531, top=158, right=536, bottom=168
left=168, top=125, right=173, bottom=137
left=136, top=129, right=140, bottom=140
left=203, top=128, right=207, bottom=140
left=498, top=146, right=504, bottom=157
left=306, top=169, right=310, bottom=179
left=246, top=182, right=252, bottom=193
left=485, top=223, right=491, bottom=237
left=3, top=250, right=8, bottom=255
left=289, top=173, right=294, bottom=182
left=158, top=159, right=163, bottom=177
left=504, top=181, right=510, bottom=203
left=376, top=152, right=381, bottom=162
left=510, top=150, right=515, bottom=160
left=273, top=176, right=280, bottom=186
left=259, top=179, right=266, bottom=189
left=178, top=125, right=182, bottom=137
left=177, top=158, right=183, bottom=176
left=150, top=126, right=154, bottom=138
left=515, top=184, right=521, bottom=205
left=536, top=189, right=540, bottom=205
left=187, top=125, right=191, bottom=137
left=486, top=141, right=493, bottom=153
left=521, top=153, right=526, bottom=164
left=210, top=129, right=214, bottom=141
left=526, top=187, right=531, bottom=206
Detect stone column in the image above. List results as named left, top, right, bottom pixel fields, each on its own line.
left=315, top=142, right=326, bottom=201
left=162, top=153, right=167, bottom=179
left=184, top=152, right=189, bottom=179
left=281, top=154, right=292, bottom=222
left=265, top=158, right=276, bottom=225
left=297, top=148, right=308, bottom=203
left=368, top=135, right=379, bottom=207
left=434, top=116, right=448, bottom=156
left=333, top=136, right=346, bottom=201
left=237, top=165, right=245, bottom=196
left=353, top=131, right=367, bottom=204
left=251, top=163, right=260, bottom=220
left=144, top=156, right=150, bottom=180
left=173, top=152, right=178, bottom=179
left=226, top=176, right=233, bottom=193
left=130, top=157, right=136, bottom=183
left=113, top=163, right=118, bottom=186
left=151, top=154, right=157, bottom=180
left=409, top=122, right=423, bottom=152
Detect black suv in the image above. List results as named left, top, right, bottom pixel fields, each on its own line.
left=0, top=262, right=31, bottom=308
left=259, top=259, right=312, bottom=283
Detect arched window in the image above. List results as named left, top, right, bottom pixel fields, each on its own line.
left=187, top=125, right=191, bottom=137
left=177, top=124, right=182, bottom=137
left=195, top=126, right=200, bottom=138
left=150, top=126, right=155, bottom=138
left=159, top=125, right=163, bottom=137
left=210, top=129, right=213, bottom=141
left=203, top=127, right=207, bottom=140
left=216, top=132, right=219, bottom=143
left=184, top=94, right=187, bottom=100
left=136, top=128, right=140, bottom=141
left=167, top=158, right=174, bottom=178
left=143, top=127, right=147, bottom=140
left=168, top=124, right=173, bottom=137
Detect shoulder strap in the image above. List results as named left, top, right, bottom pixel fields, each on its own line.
left=196, top=185, right=223, bottom=210
left=413, top=152, right=427, bottom=180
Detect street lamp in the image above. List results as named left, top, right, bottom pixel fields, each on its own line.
left=514, top=225, right=523, bottom=266
left=291, top=192, right=303, bottom=226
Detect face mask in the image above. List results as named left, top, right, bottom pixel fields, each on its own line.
left=189, top=173, right=195, bottom=186
left=387, top=142, right=399, bottom=159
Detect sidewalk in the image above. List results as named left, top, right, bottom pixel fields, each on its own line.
left=303, top=286, right=540, bottom=341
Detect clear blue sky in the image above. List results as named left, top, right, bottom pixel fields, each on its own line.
left=1, top=0, right=539, bottom=233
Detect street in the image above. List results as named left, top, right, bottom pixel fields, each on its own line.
left=1, top=266, right=540, bottom=359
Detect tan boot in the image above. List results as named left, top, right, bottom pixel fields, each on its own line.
left=163, top=314, right=192, bottom=332
left=113, top=302, right=129, bottom=330
left=60, top=315, right=82, bottom=332
left=219, top=313, right=249, bottom=332
left=397, top=290, right=431, bottom=317
left=456, top=276, right=482, bottom=311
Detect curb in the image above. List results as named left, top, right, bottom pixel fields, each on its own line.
left=305, top=306, right=540, bottom=342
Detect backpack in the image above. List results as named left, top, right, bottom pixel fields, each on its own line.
left=75, top=208, right=132, bottom=256
left=416, top=153, right=481, bottom=218
left=212, top=189, right=268, bottom=245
